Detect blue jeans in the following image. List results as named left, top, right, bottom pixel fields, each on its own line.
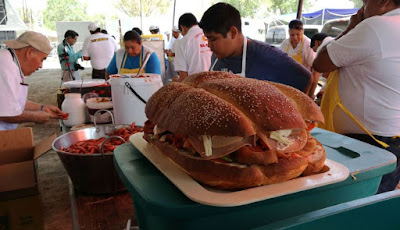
left=345, top=134, right=400, bottom=194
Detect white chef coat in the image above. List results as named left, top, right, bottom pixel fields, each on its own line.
left=0, top=49, right=28, bottom=130
left=174, top=25, right=212, bottom=75
left=82, top=33, right=118, bottom=70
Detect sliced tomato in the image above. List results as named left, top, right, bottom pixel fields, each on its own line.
left=307, top=122, right=316, bottom=131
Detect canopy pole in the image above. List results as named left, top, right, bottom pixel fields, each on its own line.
left=140, top=0, right=143, bottom=30
left=296, top=0, right=303, bottom=19
left=172, top=0, right=176, bottom=28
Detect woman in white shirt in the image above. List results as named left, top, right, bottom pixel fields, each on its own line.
left=280, top=19, right=319, bottom=98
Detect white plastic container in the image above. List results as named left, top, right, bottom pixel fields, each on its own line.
left=109, top=74, right=163, bottom=126
left=86, top=97, right=113, bottom=123
left=62, top=93, right=86, bottom=127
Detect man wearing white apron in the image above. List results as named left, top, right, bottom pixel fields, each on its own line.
left=0, top=31, right=66, bottom=130
left=199, top=3, right=311, bottom=92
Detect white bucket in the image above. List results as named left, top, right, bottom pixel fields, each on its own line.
left=110, top=74, right=163, bottom=126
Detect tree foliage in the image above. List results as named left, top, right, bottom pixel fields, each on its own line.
left=349, top=0, right=363, bottom=8
left=216, top=0, right=315, bottom=18
left=212, top=0, right=268, bottom=18
left=113, top=0, right=171, bottom=17
left=43, top=0, right=89, bottom=30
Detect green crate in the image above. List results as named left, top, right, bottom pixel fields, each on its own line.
left=113, top=128, right=396, bottom=230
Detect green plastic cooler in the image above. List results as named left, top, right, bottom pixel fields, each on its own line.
left=113, top=128, right=396, bottom=230
left=256, top=189, right=400, bottom=229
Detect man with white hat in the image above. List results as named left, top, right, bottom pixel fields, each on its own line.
left=165, top=26, right=183, bottom=81
left=149, top=25, right=160, bottom=35
left=167, top=26, right=183, bottom=53
left=0, top=31, right=67, bottom=130
left=82, top=22, right=118, bottom=79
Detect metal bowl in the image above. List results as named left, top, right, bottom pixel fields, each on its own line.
left=52, top=124, right=134, bottom=194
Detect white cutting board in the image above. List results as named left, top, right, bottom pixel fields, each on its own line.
left=130, top=132, right=349, bottom=207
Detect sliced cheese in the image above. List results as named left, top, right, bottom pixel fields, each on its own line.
left=270, top=129, right=293, bottom=149
left=203, top=135, right=213, bottom=157
left=153, top=125, right=166, bottom=136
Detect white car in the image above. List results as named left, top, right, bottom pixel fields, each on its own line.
left=265, top=25, right=322, bottom=48
left=321, top=17, right=350, bottom=37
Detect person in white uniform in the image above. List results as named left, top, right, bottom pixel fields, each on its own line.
left=82, top=22, right=118, bottom=79
left=313, top=1, right=400, bottom=193
left=280, top=20, right=319, bottom=98
left=165, top=26, right=183, bottom=81
left=174, top=13, right=212, bottom=80
left=0, top=31, right=67, bottom=130
left=167, top=26, right=183, bottom=54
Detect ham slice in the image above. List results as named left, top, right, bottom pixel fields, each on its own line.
left=186, top=135, right=255, bottom=160
left=258, top=129, right=308, bottom=154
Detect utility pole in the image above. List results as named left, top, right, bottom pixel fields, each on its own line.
left=296, top=0, right=303, bottom=19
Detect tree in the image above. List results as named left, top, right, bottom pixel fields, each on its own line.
left=349, top=0, right=363, bottom=8
left=113, top=0, right=171, bottom=17
left=43, top=0, right=89, bottom=30
left=212, top=0, right=268, bottom=18
left=267, top=0, right=315, bottom=15
left=216, top=0, right=315, bottom=18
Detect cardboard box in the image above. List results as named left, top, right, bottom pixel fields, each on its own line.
left=0, top=128, right=56, bottom=201
left=0, top=195, right=44, bottom=230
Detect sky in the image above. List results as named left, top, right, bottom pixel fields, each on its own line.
left=10, top=0, right=356, bottom=17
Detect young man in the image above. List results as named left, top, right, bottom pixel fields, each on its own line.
left=310, top=32, right=333, bottom=53
left=174, top=13, right=212, bottom=79
left=313, top=0, right=400, bottom=193
left=0, top=31, right=66, bottom=130
left=82, top=22, right=118, bottom=79
left=199, top=3, right=311, bottom=92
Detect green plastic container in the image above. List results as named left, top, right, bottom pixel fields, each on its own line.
left=256, top=189, right=400, bottom=230
left=113, top=128, right=396, bottom=230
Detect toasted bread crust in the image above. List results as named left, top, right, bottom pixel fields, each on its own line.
left=297, top=136, right=327, bottom=176
left=199, top=78, right=307, bottom=131
left=144, top=133, right=308, bottom=190
left=146, top=71, right=320, bottom=137
left=144, top=71, right=326, bottom=190
left=269, top=81, right=325, bottom=124
left=182, top=71, right=241, bottom=86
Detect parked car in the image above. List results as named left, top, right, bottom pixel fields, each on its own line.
left=265, top=25, right=322, bottom=47
left=303, top=25, right=322, bottom=39
left=321, top=17, right=350, bottom=37
left=265, top=25, right=288, bottom=47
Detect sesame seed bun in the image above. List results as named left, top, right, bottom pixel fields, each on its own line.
left=143, top=71, right=326, bottom=190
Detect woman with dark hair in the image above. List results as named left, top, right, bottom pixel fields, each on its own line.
left=57, top=30, right=82, bottom=81
left=132, top=27, right=143, bottom=35
left=106, top=30, right=161, bottom=76
left=280, top=20, right=320, bottom=98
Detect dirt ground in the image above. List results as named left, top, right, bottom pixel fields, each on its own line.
left=23, top=65, right=92, bottom=230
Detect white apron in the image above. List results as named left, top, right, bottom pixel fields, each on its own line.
left=210, top=37, right=247, bottom=77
